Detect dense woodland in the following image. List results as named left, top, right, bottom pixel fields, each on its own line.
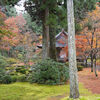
left=0, top=0, right=100, bottom=100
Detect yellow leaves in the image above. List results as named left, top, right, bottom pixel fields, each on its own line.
left=39, top=35, right=42, bottom=40
left=85, top=5, right=100, bottom=24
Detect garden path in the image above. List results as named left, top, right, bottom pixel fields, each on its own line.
left=78, top=67, right=100, bottom=94
left=48, top=67, right=100, bottom=100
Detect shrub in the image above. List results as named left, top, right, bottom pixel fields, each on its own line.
left=0, top=55, right=8, bottom=68
left=6, top=58, right=18, bottom=65
left=10, top=71, right=17, bottom=75
left=17, top=75, right=27, bottom=82
left=29, top=59, right=69, bottom=85
left=0, top=59, right=8, bottom=68
left=2, top=75, right=12, bottom=84
left=15, top=66, right=27, bottom=74
left=11, top=75, right=17, bottom=82
left=77, top=62, right=84, bottom=71
left=65, top=62, right=69, bottom=66
left=77, top=65, right=83, bottom=71
left=0, top=68, right=12, bottom=84
left=17, top=54, right=23, bottom=60
left=19, top=69, right=27, bottom=74
left=11, top=75, right=27, bottom=82
left=16, top=67, right=22, bottom=72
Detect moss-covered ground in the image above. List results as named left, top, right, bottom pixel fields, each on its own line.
left=0, top=82, right=100, bottom=100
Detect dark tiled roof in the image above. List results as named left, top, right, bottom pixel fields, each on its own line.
left=37, top=31, right=68, bottom=48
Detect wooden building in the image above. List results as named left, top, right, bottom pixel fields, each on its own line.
left=56, top=30, right=68, bottom=62
left=37, top=30, right=68, bottom=62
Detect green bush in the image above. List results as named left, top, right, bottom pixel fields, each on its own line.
left=17, top=75, right=27, bottom=82
left=0, top=55, right=18, bottom=68
left=16, top=67, right=22, bottom=72
left=0, top=68, right=12, bottom=84
left=6, top=58, right=18, bottom=65
left=19, top=69, right=27, bottom=74
left=77, top=62, right=84, bottom=71
left=15, top=66, right=27, bottom=74
left=65, top=62, right=69, bottom=66
left=11, top=75, right=27, bottom=82
left=11, top=75, right=17, bottom=82
left=77, top=65, right=83, bottom=71
left=0, top=55, right=8, bottom=68
left=10, top=71, right=17, bottom=75
left=0, top=59, right=8, bottom=68
left=2, top=75, right=12, bottom=84
left=17, top=54, right=24, bottom=60
left=29, top=59, right=69, bottom=85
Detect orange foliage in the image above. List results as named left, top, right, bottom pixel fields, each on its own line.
left=77, top=5, right=100, bottom=58
left=0, top=11, right=25, bottom=51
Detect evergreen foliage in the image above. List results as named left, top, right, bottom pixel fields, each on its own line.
left=0, top=0, right=97, bottom=33
left=0, top=0, right=20, bottom=6
left=24, top=0, right=96, bottom=32
left=0, top=54, right=8, bottom=68
left=23, top=13, right=42, bottom=35
left=74, top=0, right=96, bottom=22
left=0, top=68, right=12, bottom=84
left=29, top=59, right=69, bottom=85
left=5, top=6, right=17, bottom=17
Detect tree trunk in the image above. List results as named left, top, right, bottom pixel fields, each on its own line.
left=42, top=8, right=50, bottom=59
left=67, top=0, right=79, bottom=99
left=85, top=58, right=88, bottom=67
left=94, top=34, right=98, bottom=77
left=94, top=54, right=98, bottom=77
left=64, top=0, right=67, bottom=8
left=90, top=30, right=95, bottom=72
left=49, top=26, right=57, bottom=60
left=90, top=52, right=93, bottom=72
left=49, top=2, right=57, bottom=61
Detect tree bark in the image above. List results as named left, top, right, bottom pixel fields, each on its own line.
left=94, top=54, right=98, bottom=77
left=90, top=52, right=93, bottom=72
left=42, top=8, right=50, bottom=59
left=94, top=34, right=98, bottom=77
left=49, top=2, right=57, bottom=61
left=67, top=0, right=79, bottom=99
left=49, top=26, right=57, bottom=60
left=85, top=58, right=88, bottom=67
left=90, top=30, right=95, bottom=72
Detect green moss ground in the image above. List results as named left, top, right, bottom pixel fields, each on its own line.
left=0, top=82, right=100, bottom=100
left=61, top=96, right=100, bottom=100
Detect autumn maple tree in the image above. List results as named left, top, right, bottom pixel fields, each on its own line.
left=77, top=5, right=100, bottom=75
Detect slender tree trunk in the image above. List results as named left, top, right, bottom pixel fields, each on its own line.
left=85, top=58, right=88, bottom=67
left=42, top=8, right=50, bottom=59
left=67, top=0, right=79, bottom=99
left=90, top=30, right=95, bottom=72
left=90, top=52, right=93, bottom=72
left=94, top=54, right=98, bottom=77
left=94, top=34, right=98, bottom=77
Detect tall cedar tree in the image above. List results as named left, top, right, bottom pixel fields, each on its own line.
left=48, top=1, right=57, bottom=60
left=67, top=0, right=79, bottom=99
left=25, top=0, right=57, bottom=60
